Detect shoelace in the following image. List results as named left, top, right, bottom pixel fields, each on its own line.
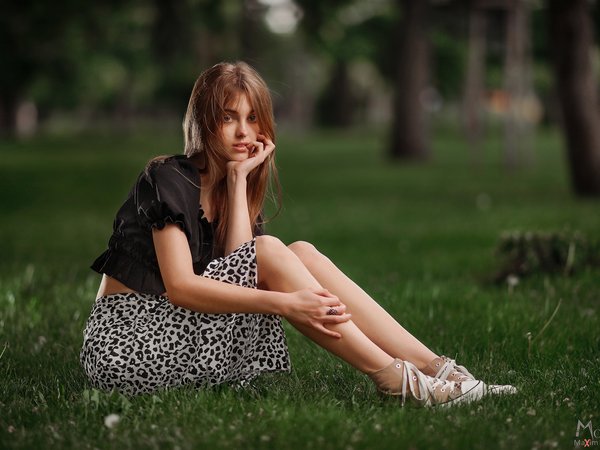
left=441, top=358, right=517, bottom=394
left=429, top=377, right=459, bottom=393
left=400, top=360, right=460, bottom=406
left=436, top=356, right=475, bottom=382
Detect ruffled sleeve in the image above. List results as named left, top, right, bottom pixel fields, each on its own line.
left=90, top=156, right=204, bottom=295
left=135, top=158, right=200, bottom=240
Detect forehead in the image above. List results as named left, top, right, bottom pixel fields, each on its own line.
left=225, top=91, right=254, bottom=111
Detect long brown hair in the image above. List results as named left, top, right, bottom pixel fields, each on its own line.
left=183, top=61, right=281, bottom=255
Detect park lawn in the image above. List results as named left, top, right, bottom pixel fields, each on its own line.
left=0, top=125, right=598, bottom=450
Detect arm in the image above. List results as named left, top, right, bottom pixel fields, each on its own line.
left=224, top=170, right=252, bottom=254
left=153, top=224, right=352, bottom=338
left=223, top=133, right=273, bottom=254
left=154, top=224, right=285, bottom=315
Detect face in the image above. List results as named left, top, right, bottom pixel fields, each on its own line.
left=221, top=93, right=260, bottom=162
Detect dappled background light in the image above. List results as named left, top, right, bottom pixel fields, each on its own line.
left=260, top=0, right=303, bottom=34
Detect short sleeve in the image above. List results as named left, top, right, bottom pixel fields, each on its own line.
left=135, top=158, right=200, bottom=241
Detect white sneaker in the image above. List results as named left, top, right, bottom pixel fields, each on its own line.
left=372, top=359, right=488, bottom=407
left=425, top=355, right=518, bottom=396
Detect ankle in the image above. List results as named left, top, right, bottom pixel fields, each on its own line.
left=369, top=359, right=401, bottom=392
left=417, top=356, right=443, bottom=377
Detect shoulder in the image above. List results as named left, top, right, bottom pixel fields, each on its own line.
left=134, top=155, right=201, bottom=228
left=143, top=155, right=200, bottom=191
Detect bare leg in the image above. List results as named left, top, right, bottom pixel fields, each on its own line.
left=255, top=235, right=394, bottom=374
left=287, top=241, right=438, bottom=370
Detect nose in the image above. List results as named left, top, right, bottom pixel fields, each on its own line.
left=236, top=120, right=248, bottom=137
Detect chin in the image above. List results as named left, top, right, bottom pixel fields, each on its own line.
left=229, top=153, right=249, bottom=162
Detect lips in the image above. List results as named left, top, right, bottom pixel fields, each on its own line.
left=232, top=142, right=250, bottom=152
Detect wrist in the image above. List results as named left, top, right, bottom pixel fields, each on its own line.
left=264, top=291, right=290, bottom=316
left=227, top=168, right=247, bottom=188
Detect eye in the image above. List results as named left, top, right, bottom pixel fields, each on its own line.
left=248, top=114, right=257, bottom=123
left=223, top=115, right=233, bottom=123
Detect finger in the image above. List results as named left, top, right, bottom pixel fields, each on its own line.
left=258, top=134, right=275, bottom=150
left=322, top=304, right=346, bottom=316
left=315, top=324, right=341, bottom=339
left=256, top=145, right=266, bottom=158
left=313, top=288, right=337, bottom=299
left=250, top=140, right=264, bottom=152
left=245, top=141, right=261, bottom=155
left=321, top=289, right=337, bottom=299
left=321, top=297, right=343, bottom=307
left=264, top=144, right=275, bottom=156
left=256, top=134, right=275, bottom=152
left=257, top=133, right=271, bottom=142
left=322, top=301, right=345, bottom=312
left=323, top=313, right=352, bottom=324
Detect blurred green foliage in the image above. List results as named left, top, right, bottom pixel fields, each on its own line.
left=2, top=0, right=597, bottom=132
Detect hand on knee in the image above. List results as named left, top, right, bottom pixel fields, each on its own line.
left=284, top=288, right=352, bottom=339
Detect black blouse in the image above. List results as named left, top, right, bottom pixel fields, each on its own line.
left=91, top=154, right=262, bottom=295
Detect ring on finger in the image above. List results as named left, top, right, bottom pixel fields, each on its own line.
left=326, top=308, right=338, bottom=316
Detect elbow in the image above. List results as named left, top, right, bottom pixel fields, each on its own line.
left=164, top=280, right=192, bottom=307
left=163, top=276, right=210, bottom=311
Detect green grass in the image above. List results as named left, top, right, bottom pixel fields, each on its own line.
left=1, top=125, right=599, bottom=449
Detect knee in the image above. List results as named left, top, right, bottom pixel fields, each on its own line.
left=288, top=240, right=324, bottom=266
left=255, top=235, right=290, bottom=260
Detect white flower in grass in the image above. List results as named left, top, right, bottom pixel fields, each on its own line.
left=507, top=274, right=519, bottom=294
left=104, top=413, right=120, bottom=429
left=33, top=335, right=47, bottom=353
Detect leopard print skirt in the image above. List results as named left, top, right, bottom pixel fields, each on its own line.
left=80, top=239, right=291, bottom=395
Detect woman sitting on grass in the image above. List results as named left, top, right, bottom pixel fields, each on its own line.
left=80, top=61, right=516, bottom=406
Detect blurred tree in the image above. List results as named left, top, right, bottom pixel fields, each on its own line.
left=239, top=0, right=268, bottom=65
left=0, top=0, right=241, bottom=133
left=92, top=2, right=157, bottom=126
left=503, top=0, right=535, bottom=169
left=294, top=0, right=357, bottom=127
left=388, top=0, right=431, bottom=160
left=459, top=0, right=539, bottom=168
left=463, top=1, right=487, bottom=164
left=0, top=0, right=86, bottom=135
left=529, top=6, right=556, bottom=125
left=317, top=60, right=355, bottom=127
left=429, top=12, right=467, bottom=101
left=548, top=0, right=600, bottom=196
left=0, top=0, right=160, bottom=134
left=151, top=0, right=193, bottom=108
left=294, top=0, right=402, bottom=128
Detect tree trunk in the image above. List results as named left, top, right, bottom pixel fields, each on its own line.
left=317, top=60, right=355, bottom=127
left=0, top=93, right=18, bottom=137
left=151, top=0, right=189, bottom=65
left=503, top=0, right=534, bottom=170
left=548, top=0, right=600, bottom=196
left=240, top=0, right=262, bottom=65
left=463, top=5, right=487, bottom=166
left=389, top=0, right=430, bottom=160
